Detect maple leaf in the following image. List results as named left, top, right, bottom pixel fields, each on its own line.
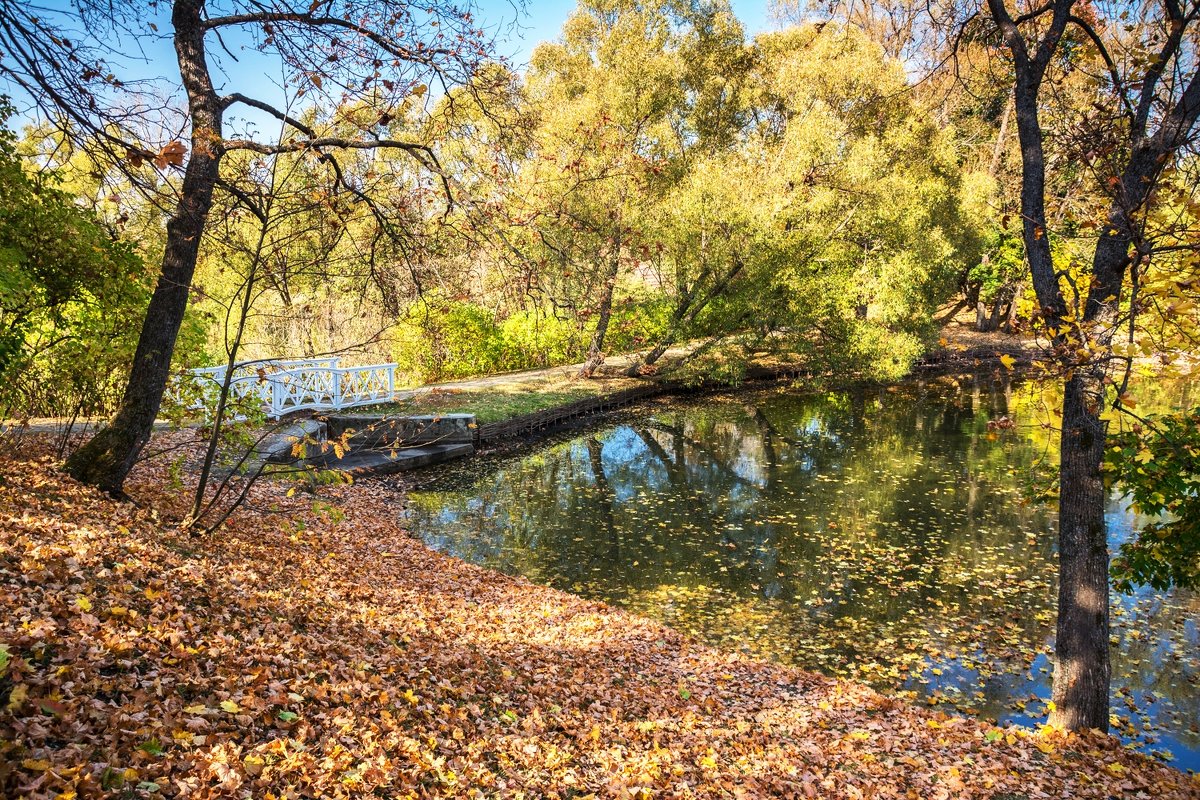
left=153, top=141, right=187, bottom=170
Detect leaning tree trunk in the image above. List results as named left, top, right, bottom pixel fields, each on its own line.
left=627, top=256, right=746, bottom=376
left=579, top=243, right=621, bottom=377
left=65, top=0, right=223, bottom=494
left=1049, top=371, right=1111, bottom=730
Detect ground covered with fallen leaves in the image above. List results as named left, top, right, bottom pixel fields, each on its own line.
left=2, top=446, right=1198, bottom=799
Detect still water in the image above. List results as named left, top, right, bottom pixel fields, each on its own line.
left=403, top=375, right=1200, bottom=770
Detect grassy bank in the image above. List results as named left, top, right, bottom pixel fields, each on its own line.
left=1, top=442, right=1196, bottom=799
left=360, top=387, right=598, bottom=425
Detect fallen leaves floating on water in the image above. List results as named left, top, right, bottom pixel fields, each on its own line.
left=406, top=381, right=1200, bottom=767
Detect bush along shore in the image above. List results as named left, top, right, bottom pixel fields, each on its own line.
left=1, top=442, right=1197, bottom=799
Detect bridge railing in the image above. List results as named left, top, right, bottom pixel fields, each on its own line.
left=179, top=358, right=397, bottom=418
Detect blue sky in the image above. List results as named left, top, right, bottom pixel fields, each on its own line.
left=484, top=0, right=776, bottom=65
left=25, top=0, right=779, bottom=79
left=5, top=1, right=779, bottom=132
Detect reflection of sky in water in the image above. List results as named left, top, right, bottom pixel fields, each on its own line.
left=404, top=378, right=1200, bottom=771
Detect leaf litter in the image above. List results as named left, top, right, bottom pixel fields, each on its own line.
left=0, top=430, right=1197, bottom=798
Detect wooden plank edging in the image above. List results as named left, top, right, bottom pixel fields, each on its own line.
left=471, top=365, right=808, bottom=447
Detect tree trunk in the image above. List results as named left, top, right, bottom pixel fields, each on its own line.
left=579, top=244, right=620, bottom=377
left=627, top=257, right=746, bottom=376
left=989, top=94, right=1014, bottom=177
left=65, top=0, right=223, bottom=494
left=1002, top=284, right=1022, bottom=332
left=994, top=12, right=1106, bottom=730
left=985, top=0, right=1200, bottom=734
left=974, top=300, right=999, bottom=332
left=1049, top=371, right=1111, bottom=731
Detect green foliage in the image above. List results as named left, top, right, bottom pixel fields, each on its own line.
left=389, top=292, right=675, bottom=383
left=607, top=296, right=673, bottom=354
left=391, top=297, right=505, bottom=383
left=0, top=7, right=998, bottom=402
left=0, top=99, right=151, bottom=418
left=642, top=23, right=980, bottom=376
left=496, top=310, right=584, bottom=371
left=363, top=388, right=594, bottom=424
left=1106, top=409, right=1200, bottom=593
left=970, top=225, right=1025, bottom=306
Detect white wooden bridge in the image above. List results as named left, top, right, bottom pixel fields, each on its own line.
left=182, top=358, right=397, bottom=418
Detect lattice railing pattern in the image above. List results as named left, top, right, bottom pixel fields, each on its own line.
left=178, top=358, right=397, bottom=418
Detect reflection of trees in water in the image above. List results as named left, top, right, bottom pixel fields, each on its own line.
left=405, top=376, right=1198, bottom=758
left=1110, top=593, right=1200, bottom=748
left=420, top=379, right=1051, bottom=646
left=586, top=436, right=619, bottom=559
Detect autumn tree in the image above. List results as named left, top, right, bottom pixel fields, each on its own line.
left=629, top=23, right=980, bottom=378
left=977, top=0, right=1200, bottom=731
left=0, top=0, right=490, bottom=494
left=0, top=100, right=150, bottom=424
left=515, top=0, right=688, bottom=376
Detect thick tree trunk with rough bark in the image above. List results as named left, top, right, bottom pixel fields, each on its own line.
left=988, top=0, right=1113, bottom=731
left=66, top=0, right=222, bottom=494
left=985, top=0, right=1199, bottom=732
left=1049, top=372, right=1111, bottom=730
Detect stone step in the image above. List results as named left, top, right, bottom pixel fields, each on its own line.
left=325, top=413, right=476, bottom=449
left=309, top=442, right=474, bottom=475
left=254, top=419, right=328, bottom=463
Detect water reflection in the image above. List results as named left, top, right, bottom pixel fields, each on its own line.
left=404, top=375, right=1200, bottom=769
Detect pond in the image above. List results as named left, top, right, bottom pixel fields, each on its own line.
left=402, top=374, right=1200, bottom=771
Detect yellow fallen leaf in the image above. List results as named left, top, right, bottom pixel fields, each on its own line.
left=7, top=683, right=28, bottom=711
left=75, top=596, right=92, bottom=612
left=183, top=704, right=207, bottom=714
left=220, top=700, right=240, bottom=713
left=999, top=354, right=1016, bottom=370
left=21, top=758, right=52, bottom=771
